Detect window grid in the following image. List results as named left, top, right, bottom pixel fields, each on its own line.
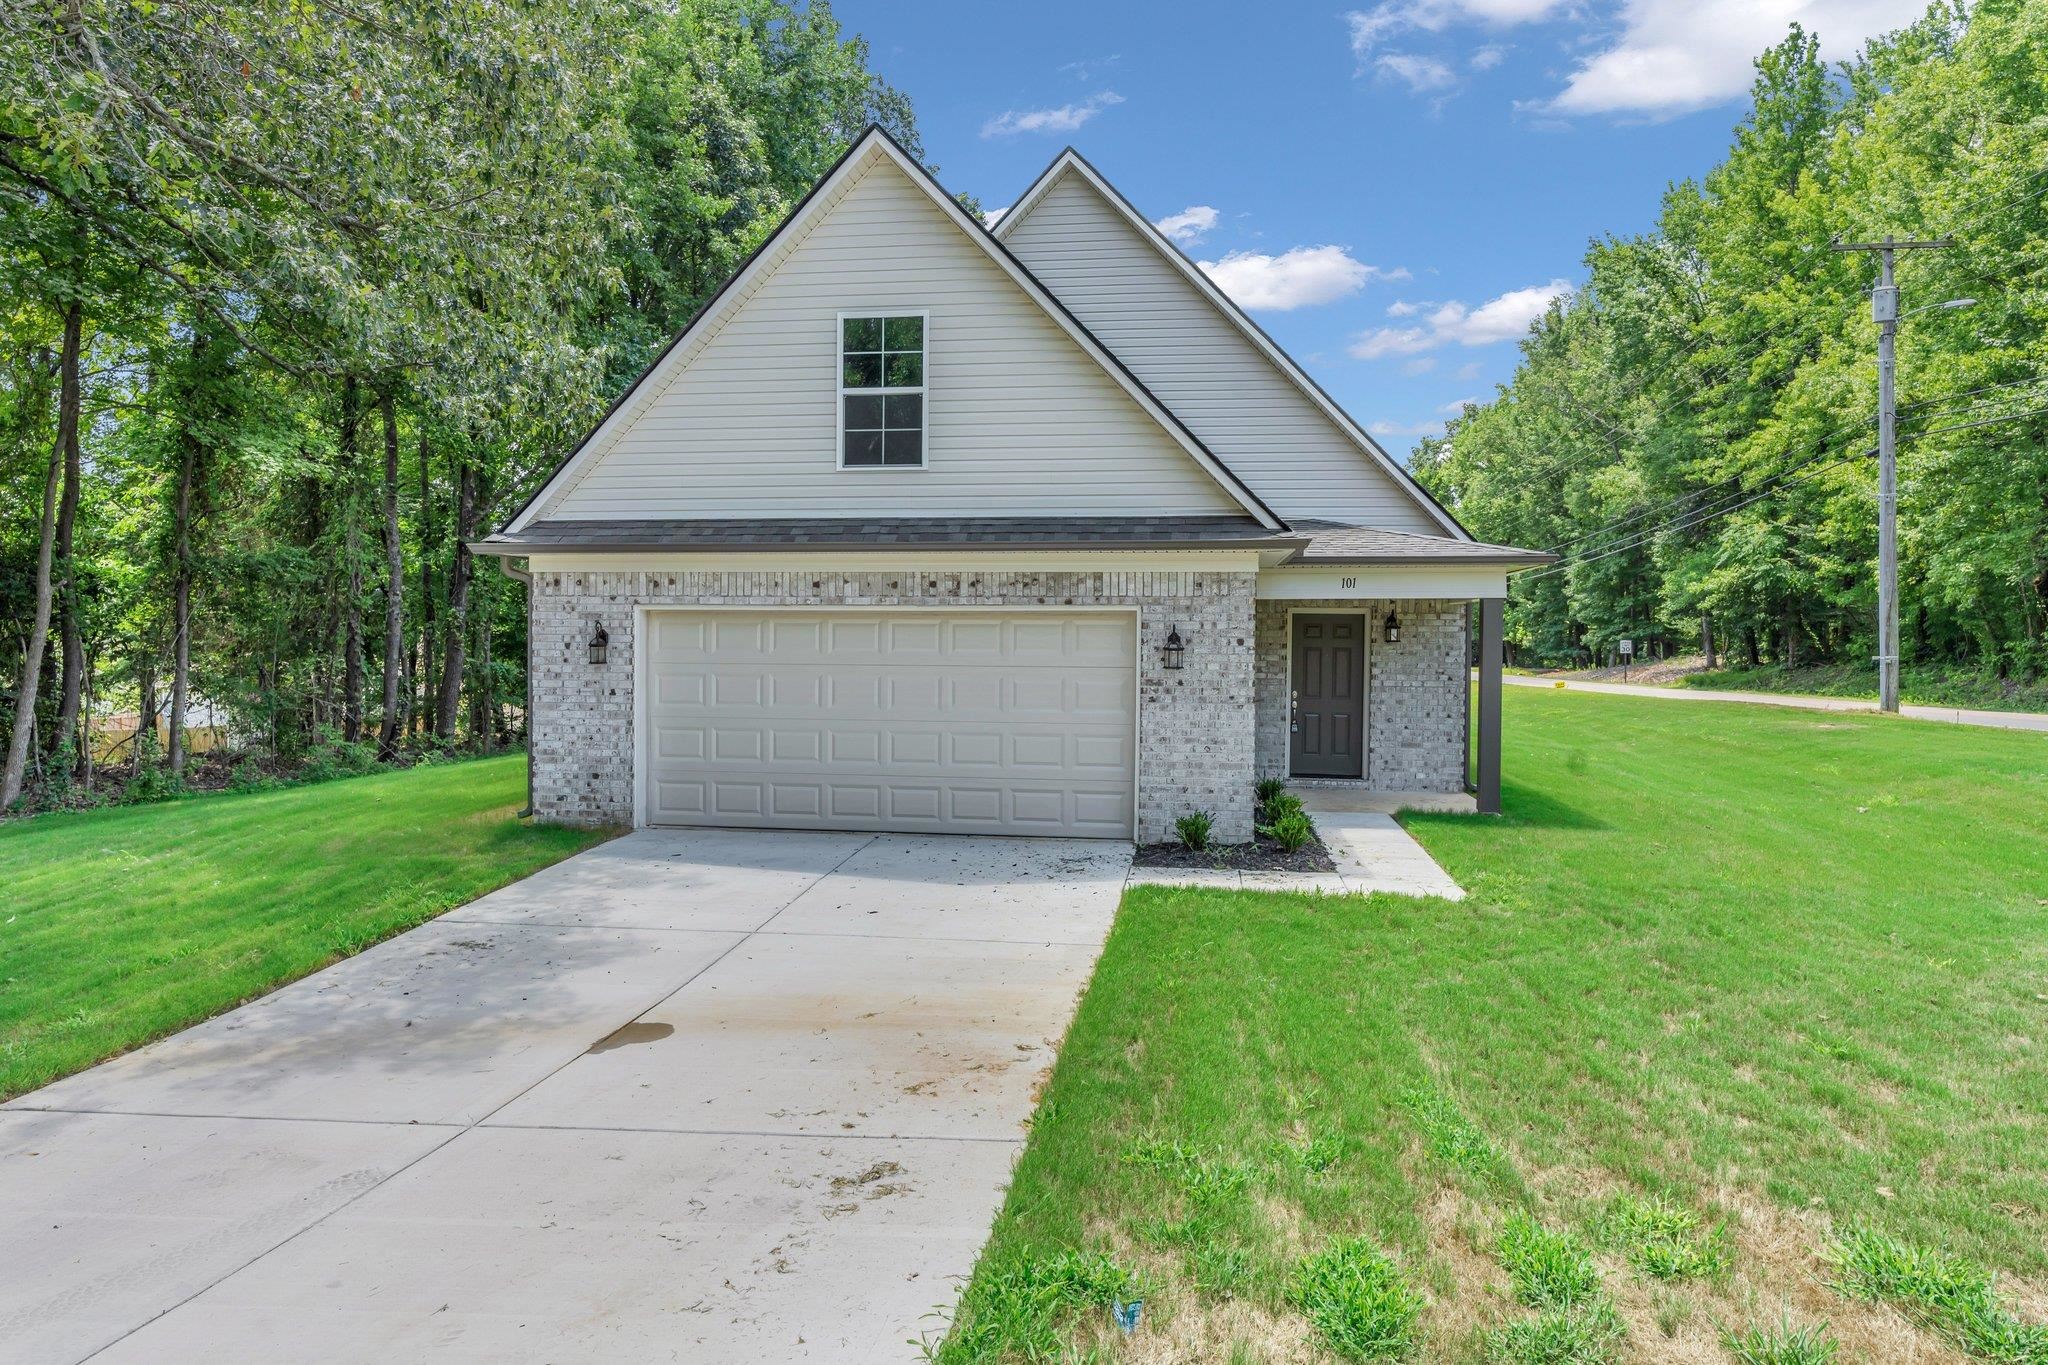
left=839, top=312, right=925, bottom=469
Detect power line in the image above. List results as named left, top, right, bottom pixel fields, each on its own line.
left=1524, top=439, right=1872, bottom=582
left=1896, top=374, right=2048, bottom=413
left=1904, top=405, right=2048, bottom=441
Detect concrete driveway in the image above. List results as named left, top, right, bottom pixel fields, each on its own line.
left=1, top=829, right=1132, bottom=1363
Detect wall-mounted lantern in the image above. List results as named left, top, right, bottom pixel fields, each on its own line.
left=588, top=622, right=609, bottom=666
left=1161, top=624, right=1186, bottom=670
left=1383, top=609, right=1401, bottom=644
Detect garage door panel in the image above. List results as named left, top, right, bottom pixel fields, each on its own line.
left=645, top=610, right=1135, bottom=837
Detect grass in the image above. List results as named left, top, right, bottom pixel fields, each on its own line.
left=935, top=687, right=2048, bottom=1360
left=1496, top=1214, right=1601, bottom=1310
left=1595, top=1194, right=1730, bottom=1280
left=0, top=754, right=608, bottom=1099
left=1288, top=1239, right=1426, bottom=1360
left=1827, top=1227, right=2048, bottom=1361
left=1722, top=1317, right=1839, bottom=1364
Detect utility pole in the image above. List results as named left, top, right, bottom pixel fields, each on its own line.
left=1830, top=235, right=1951, bottom=713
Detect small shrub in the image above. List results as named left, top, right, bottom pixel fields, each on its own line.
left=1261, top=810, right=1316, bottom=852
left=1262, top=791, right=1306, bottom=822
left=1254, top=776, right=1288, bottom=807
left=1481, top=1300, right=1624, bottom=1364
left=1598, top=1195, right=1729, bottom=1280
left=227, top=762, right=283, bottom=793
left=1288, top=1238, right=1425, bottom=1360
left=1497, top=1212, right=1601, bottom=1310
left=1723, top=1317, right=1838, bottom=1365
left=1175, top=809, right=1214, bottom=851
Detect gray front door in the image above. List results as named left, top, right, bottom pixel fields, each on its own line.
left=1290, top=614, right=1365, bottom=778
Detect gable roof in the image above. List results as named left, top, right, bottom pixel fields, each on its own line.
left=993, top=149, right=1471, bottom=542
left=503, top=127, right=1282, bottom=536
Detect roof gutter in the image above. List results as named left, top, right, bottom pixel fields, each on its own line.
left=469, top=535, right=1313, bottom=557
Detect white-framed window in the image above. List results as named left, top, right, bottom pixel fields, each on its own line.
left=837, top=311, right=925, bottom=468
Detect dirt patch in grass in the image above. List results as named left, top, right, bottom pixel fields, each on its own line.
left=1707, top=1188, right=1968, bottom=1365
left=1133, top=833, right=1336, bottom=873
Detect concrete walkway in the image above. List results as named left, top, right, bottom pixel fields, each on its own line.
left=1506, top=674, right=2048, bottom=734
left=2, top=829, right=1132, bottom=1364
left=1127, top=789, right=1466, bottom=900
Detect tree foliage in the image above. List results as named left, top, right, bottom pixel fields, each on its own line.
left=1413, top=1, right=2048, bottom=677
left=0, top=0, right=920, bottom=809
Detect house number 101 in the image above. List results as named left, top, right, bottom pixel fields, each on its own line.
left=1340, top=577, right=1357, bottom=589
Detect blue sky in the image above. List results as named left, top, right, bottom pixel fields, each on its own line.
left=837, top=0, right=1925, bottom=457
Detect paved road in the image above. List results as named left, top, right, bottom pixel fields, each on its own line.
left=2, top=829, right=1132, bottom=1363
left=1505, top=674, right=2048, bottom=734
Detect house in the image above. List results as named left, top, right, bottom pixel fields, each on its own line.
left=473, top=128, right=1550, bottom=844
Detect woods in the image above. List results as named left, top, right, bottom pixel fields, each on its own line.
left=0, top=0, right=921, bottom=811
left=1412, top=1, right=2048, bottom=685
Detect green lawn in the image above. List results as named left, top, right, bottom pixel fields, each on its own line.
left=937, top=690, right=2048, bottom=1364
left=0, top=755, right=608, bottom=1100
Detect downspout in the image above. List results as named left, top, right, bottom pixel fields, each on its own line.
left=497, top=556, right=534, bottom=818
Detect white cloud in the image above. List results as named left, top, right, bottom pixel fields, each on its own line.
left=1377, top=52, right=1458, bottom=91
left=1370, top=417, right=1449, bottom=438
left=1057, top=54, right=1120, bottom=81
left=1470, top=43, right=1508, bottom=70
left=1439, top=395, right=1482, bottom=413
left=1346, top=0, right=1563, bottom=59
left=983, top=205, right=1009, bottom=227
left=1401, top=356, right=1438, bottom=376
left=1349, top=277, right=1571, bottom=358
left=1154, top=205, right=1220, bottom=244
left=1454, top=360, right=1485, bottom=380
left=1199, top=246, right=1406, bottom=311
left=1545, top=0, right=1924, bottom=117
left=982, top=90, right=1124, bottom=138
left=1386, top=298, right=1435, bottom=317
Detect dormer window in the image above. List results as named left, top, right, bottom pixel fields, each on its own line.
left=839, top=313, right=925, bottom=468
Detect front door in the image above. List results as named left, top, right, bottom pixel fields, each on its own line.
left=1290, top=614, right=1365, bottom=778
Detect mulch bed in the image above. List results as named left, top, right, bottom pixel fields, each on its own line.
left=1132, top=830, right=1336, bottom=873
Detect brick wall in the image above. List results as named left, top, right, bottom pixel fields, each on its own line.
left=1253, top=598, right=1469, bottom=792
left=527, top=567, right=1258, bottom=842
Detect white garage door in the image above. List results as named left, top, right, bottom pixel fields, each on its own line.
left=642, top=610, right=1136, bottom=838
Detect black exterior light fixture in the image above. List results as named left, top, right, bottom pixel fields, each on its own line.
left=1161, top=624, right=1186, bottom=670
left=1383, top=609, right=1401, bottom=644
left=588, top=622, right=609, bottom=666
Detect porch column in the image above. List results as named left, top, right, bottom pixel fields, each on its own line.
left=1476, top=597, right=1504, bottom=814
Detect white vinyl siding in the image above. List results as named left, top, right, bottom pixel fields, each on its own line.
left=1001, top=171, right=1444, bottom=534
left=642, top=609, right=1136, bottom=837
left=540, top=154, right=1240, bottom=520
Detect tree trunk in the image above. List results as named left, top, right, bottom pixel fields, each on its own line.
left=417, top=428, right=436, bottom=734
left=132, top=654, right=157, bottom=777
left=1, top=401, right=66, bottom=809
left=376, top=392, right=404, bottom=759
left=50, top=300, right=85, bottom=772
left=1700, top=613, right=1716, bottom=671
left=340, top=378, right=365, bottom=744
left=167, top=357, right=200, bottom=778
left=435, top=456, right=477, bottom=742
left=1780, top=610, right=1800, bottom=668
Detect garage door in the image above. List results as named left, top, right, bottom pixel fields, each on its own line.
left=642, top=610, right=1136, bottom=837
